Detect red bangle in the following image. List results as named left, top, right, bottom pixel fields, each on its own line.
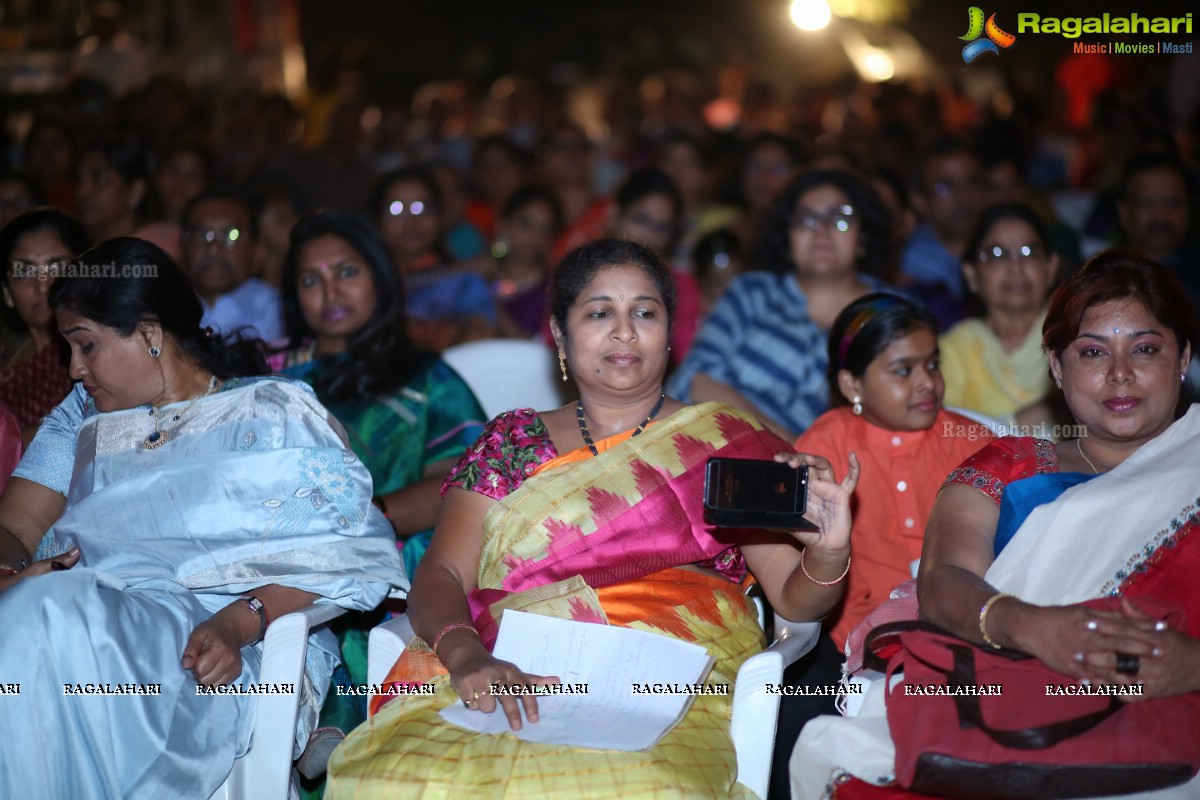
left=431, top=622, right=478, bottom=653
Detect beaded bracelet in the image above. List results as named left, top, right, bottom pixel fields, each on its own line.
left=431, top=622, right=479, bottom=654
left=979, top=592, right=1016, bottom=650
left=799, top=548, right=851, bottom=586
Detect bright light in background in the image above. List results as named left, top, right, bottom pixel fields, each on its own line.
left=790, top=0, right=832, bottom=31
left=862, top=50, right=894, bottom=81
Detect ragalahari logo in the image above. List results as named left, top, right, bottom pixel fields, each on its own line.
left=960, top=7, right=1016, bottom=62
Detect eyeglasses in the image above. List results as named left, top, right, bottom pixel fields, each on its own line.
left=790, top=204, right=856, bottom=233
left=976, top=242, right=1046, bottom=264
left=625, top=211, right=675, bottom=237
left=387, top=200, right=428, bottom=217
left=185, top=227, right=243, bottom=249
left=931, top=179, right=982, bottom=197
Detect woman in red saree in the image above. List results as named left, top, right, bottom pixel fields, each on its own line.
left=327, top=238, right=860, bottom=798
left=0, top=209, right=87, bottom=445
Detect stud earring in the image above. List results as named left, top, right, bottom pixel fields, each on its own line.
left=1055, top=377, right=1062, bottom=389
left=851, top=396, right=863, bottom=416
left=148, top=345, right=162, bottom=358
left=558, top=351, right=568, bottom=382
left=1183, top=373, right=1188, bottom=384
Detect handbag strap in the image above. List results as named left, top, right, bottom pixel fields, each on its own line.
left=862, top=620, right=1026, bottom=673
left=944, top=642, right=1123, bottom=750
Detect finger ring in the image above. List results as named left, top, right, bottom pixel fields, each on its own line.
left=1085, top=619, right=1099, bottom=632
left=473, top=691, right=481, bottom=701
left=1115, top=651, right=1140, bottom=676
left=462, top=699, right=471, bottom=708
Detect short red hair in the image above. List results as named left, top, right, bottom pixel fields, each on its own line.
left=1043, top=247, right=1198, bottom=359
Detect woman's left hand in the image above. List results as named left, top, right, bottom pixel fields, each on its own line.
left=0, top=547, right=80, bottom=594
left=1114, top=597, right=1200, bottom=700
left=182, top=615, right=245, bottom=686
left=772, top=451, right=860, bottom=552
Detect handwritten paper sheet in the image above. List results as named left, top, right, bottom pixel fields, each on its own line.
left=438, top=610, right=715, bottom=750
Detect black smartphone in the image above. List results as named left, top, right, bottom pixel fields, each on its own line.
left=703, top=457, right=817, bottom=530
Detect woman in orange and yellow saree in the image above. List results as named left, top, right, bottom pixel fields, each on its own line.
left=327, top=238, right=860, bottom=799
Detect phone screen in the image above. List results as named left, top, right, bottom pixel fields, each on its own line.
left=707, top=459, right=805, bottom=513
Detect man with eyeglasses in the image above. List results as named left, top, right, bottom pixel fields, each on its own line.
left=181, top=189, right=283, bottom=342
left=899, top=138, right=985, bottom=327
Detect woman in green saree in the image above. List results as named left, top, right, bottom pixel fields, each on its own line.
left=270, top=210, right=486, bottom=779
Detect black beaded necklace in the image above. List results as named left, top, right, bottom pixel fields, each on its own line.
left=575, top=392, right=667, bottom=457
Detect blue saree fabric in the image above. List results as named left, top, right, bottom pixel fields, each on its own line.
left=0, top=377, right=405, bottom=799
left=995, top=470, right=1099, bottom=556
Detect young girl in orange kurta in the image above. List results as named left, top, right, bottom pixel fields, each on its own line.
left=796, top=293, right=993, bottom=651
left=772, top=294, right=993, bottom=794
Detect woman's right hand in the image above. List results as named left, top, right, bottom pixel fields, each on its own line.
left=448, top=651, right=560, bottom=731
left=0, top=547, right=80, bottom=593
left=772, top=451, right=860, bottom=554
left=1009, top=603, right=1164, bottom=683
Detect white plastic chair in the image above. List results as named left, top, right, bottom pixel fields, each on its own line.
left=208, top=602, right=346, bottom=800
left=946, top=406, right=1009, bottom=437
left=366, top=608, right=819, bottom=799
left=441, top=339, right=566, bottom=418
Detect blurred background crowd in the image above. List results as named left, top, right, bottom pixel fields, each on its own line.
left=1, top=0, right=1198, bottom=435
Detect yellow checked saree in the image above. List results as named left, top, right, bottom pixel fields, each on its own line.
left=326, top=402, right=792, bottom=798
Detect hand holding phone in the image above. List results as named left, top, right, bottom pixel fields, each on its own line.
left=703, top=457, right=818, bottom=531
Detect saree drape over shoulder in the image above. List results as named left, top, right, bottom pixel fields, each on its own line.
left=0, top=377, right=406, bottom=799
left=792, top=405, right=1200, bottom=800
left=327, top=402, right=792, bottom=799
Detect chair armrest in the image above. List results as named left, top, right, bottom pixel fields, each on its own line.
left=731, top=649, right=784, bottom=800
left=228, top=602, right=345, bottom=800
left=767, top=618, right=822, bottom=668
left=729, top=619, right=822, bottom=797
left=367, top=613, right=415, bottom=688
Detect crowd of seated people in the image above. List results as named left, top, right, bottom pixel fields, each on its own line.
left=1, top=62, right=1198, bottom=800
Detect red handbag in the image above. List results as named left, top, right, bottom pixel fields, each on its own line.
left=863, top=596, right=1200, bottom=799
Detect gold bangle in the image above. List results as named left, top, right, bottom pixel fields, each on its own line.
left=979, top=592, right=1016, bottom=650
left=799, top=548, right=851, bottom=586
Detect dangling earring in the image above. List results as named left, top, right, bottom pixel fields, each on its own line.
left=148, top=345, right=162, bottom=358
left=1055, top=377, right=1062, bottom=389
left=851, top=396, right=863, bottom=416
left=1183, top=373, right=1189, bottom=383
left=558, top=351, right=568, bottom=382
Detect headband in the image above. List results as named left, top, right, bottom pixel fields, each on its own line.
left=835, top=295, right=909, bottom=370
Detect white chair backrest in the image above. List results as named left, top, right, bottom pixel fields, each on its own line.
left=946, top=406, right=1009, bottom=437
left=442, top=339, right=566, bottom=419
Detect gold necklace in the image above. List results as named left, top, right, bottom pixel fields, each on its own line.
left=144, top=376, right=219, bottom=449
left=1076, top=438, right=1099, bottom=474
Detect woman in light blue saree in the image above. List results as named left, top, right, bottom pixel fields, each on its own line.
left=0, top=237, right=406, bottom=799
